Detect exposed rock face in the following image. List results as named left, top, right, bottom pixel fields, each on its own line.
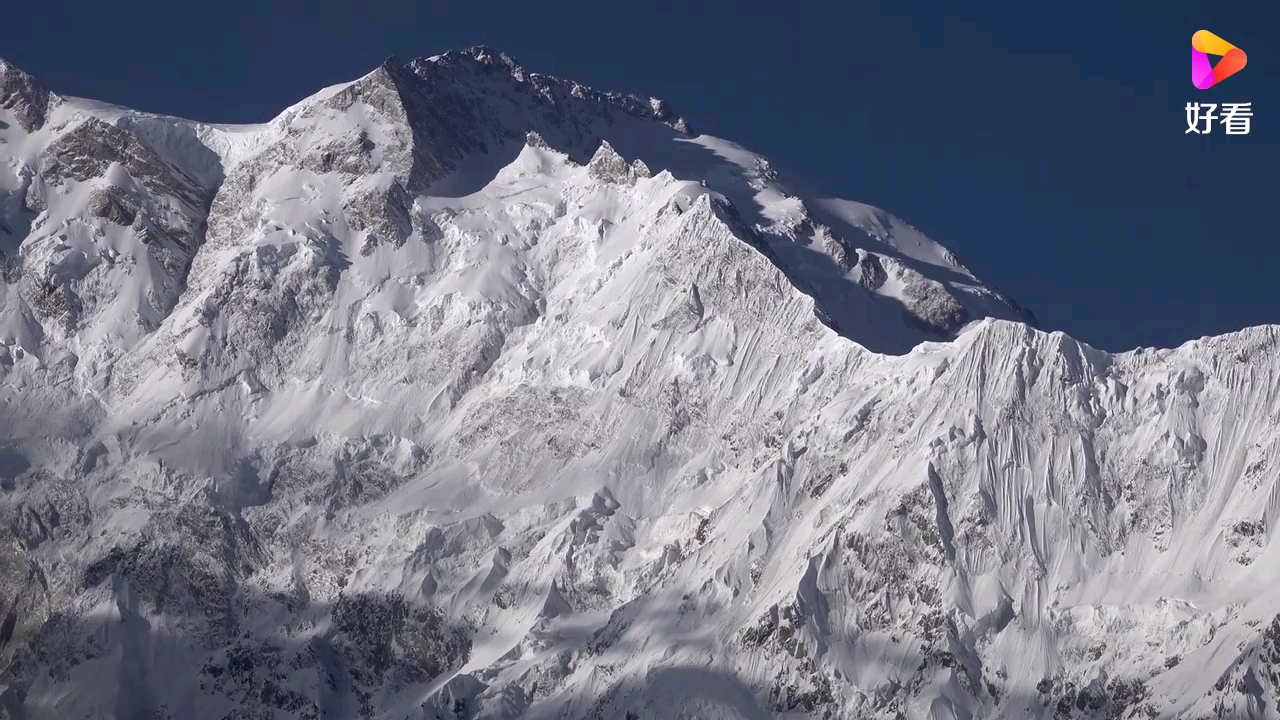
left=0, top=102, right=219, bottom=368
left=0, top=60, right=50, bottom=133
left=0, top=50, right=1270, bottom=720
left=854, top=249, right=886, bottom=290
left=587, top=141, right=640, bottom=184
left=892, top=258, right=972, bottom=334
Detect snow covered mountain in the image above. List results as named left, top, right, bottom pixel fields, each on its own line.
left=0, top=47, right=1276, bottom=720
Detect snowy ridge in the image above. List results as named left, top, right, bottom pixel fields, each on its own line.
left=0, top=48, right=1276, bottom=720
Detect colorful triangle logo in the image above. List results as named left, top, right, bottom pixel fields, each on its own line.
left=1192, top=30, right=1247, bottom=89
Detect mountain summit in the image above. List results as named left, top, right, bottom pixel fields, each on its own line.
left=0, top=48, right=1275, bottom=720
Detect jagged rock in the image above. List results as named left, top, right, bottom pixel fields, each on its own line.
left=39, top=118, right=208, bottom=208
left=525, top=130, right=549, bottom=149
left=86, top=186, right=137, bottom=226
left=855, top=249, right=886, bottom=290
left=894, top=260, right=971, bottom=333
left=349, top=181, right=414, bottom=254
left=0, top=58, right=51, bottom=132
left=815, top=223, right=854, bottom=271
left=587, top=140, right=633, bottom=184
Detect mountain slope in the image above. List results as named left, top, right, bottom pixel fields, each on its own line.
left=0, top=48, right=1276, bottom=720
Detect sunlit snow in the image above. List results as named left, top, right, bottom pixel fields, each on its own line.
left=0, top=47, right=1275, bottom=720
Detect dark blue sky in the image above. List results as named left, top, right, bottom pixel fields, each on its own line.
left=6, top=0, right=1277, bottom=351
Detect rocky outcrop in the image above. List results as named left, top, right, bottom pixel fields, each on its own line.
left=0, top=59, right=51, bottom=133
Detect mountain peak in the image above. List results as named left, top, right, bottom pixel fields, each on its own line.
left=586, top=140, right=632, bottom=183
left=0, top=56, right=52, bottom=132
left=378, top=54, right=408, bottom=74
left=8, top=51, right=1231, bottom=720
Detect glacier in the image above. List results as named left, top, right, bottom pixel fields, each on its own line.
left=0, top=47, right=1277, bottom=719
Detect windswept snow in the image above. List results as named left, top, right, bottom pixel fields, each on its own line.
left=0, top=46, right=1275, bottom=720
